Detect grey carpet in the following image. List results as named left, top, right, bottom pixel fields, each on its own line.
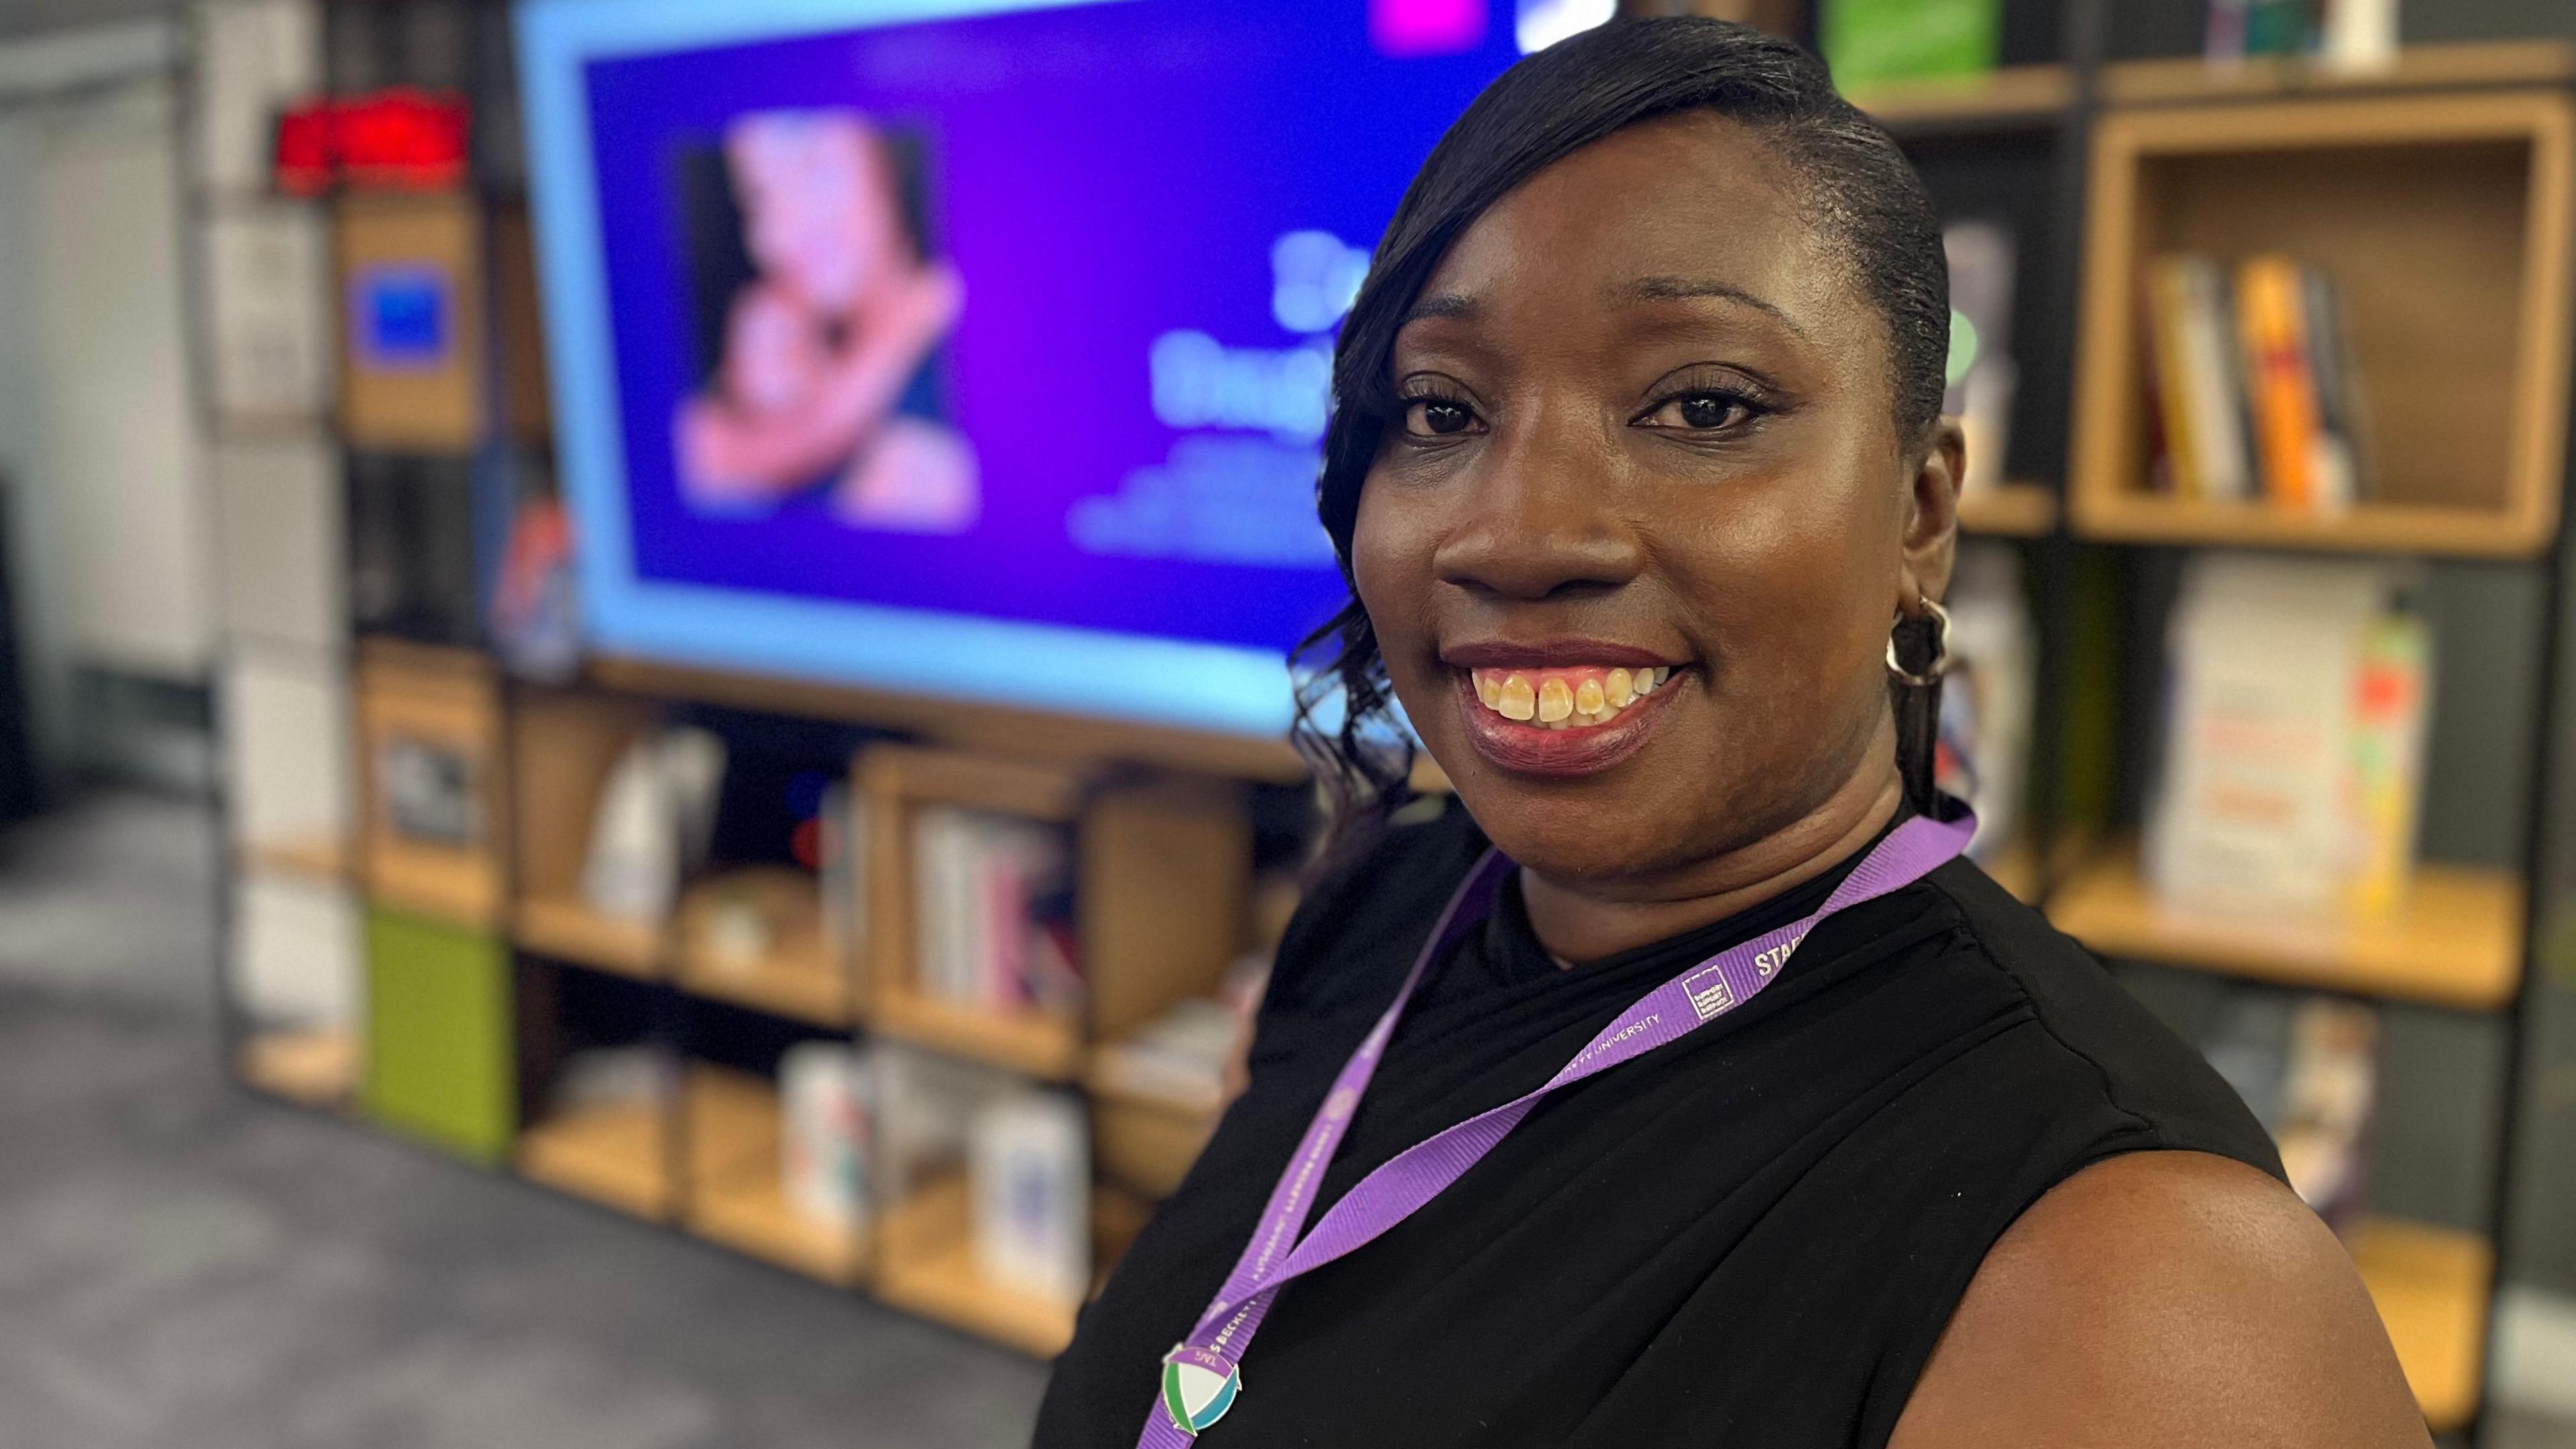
left=0, top=789, right=1049, bottom=1449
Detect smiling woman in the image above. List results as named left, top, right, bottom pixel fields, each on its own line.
left=1036, top=18, right=2431, bottom=1449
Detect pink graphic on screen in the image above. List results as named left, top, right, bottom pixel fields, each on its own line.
left=1371, top=0, right=1487, bottom=56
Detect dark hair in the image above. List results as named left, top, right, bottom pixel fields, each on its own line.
left=1291, top=16, right=1951, bottom=844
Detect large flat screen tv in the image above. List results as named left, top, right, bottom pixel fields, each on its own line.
left=517, top=0, right=1574, bottom=737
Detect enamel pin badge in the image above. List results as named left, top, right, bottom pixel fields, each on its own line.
left=1160, top=1345, right=1241, bottom=1436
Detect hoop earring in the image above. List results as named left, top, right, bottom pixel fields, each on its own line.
left=1886, top=598, right=1953, bottom=686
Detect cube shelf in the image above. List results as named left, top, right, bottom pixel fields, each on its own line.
left=684, top=1066, right=867, bottom=1287
left=876, top=1174, right=1131, bottom=1358
left=508, top=686, right=667, bottom=979
left=2070, top=91, right=2575, bottom=557
left=518, top=1097, right=674, bottom=1222
left=676, top=868, right=850, bottom=1030
left=357, top=642, right=509, bottom=928
left=237, top=1025, right=361, bottom=1109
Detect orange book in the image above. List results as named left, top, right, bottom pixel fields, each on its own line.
left=2235, top=256, right=2322, bottom=510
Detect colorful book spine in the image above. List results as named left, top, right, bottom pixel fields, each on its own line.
left=2235, top=255, right=2325, bottom=510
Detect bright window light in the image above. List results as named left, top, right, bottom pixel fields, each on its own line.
left=1516, top=0, right=1614, bottom=54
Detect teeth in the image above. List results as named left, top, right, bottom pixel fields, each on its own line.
left=1468, top=664, right=1674, bottom=731
left=1537, top=679, right=1573, bottom=723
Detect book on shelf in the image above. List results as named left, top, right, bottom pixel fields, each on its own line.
left=911, top=806, right=1080, bottom=1017
left=2147, top=556, right=2432, bottom=918
left=2195, top=989, right=2378, bottom=1228
left=781, top=1041, right=873, bottom=1230
left=969, top=1089, right=1091, bottom=1304
left=1942, top=219, right=2017, bottom=498
left=1934, top=543, right=2035, bottom=864
left=2140, top=252, right=2369, bottom=513
left=581, top=727, right=727, bottom=924
left=1091, top=950, right=1271, bottom=1115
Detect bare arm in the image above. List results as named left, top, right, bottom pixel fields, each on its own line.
left=1890, top=1151, right=2431, bottom=1449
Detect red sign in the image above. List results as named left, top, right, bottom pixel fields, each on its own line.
left=274, top=88, right=471, bottom=194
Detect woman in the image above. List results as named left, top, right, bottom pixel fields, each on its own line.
left=1039, top=19, right=2427, bottom=1448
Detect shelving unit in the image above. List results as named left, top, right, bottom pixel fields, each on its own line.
left=2047, top=845, right=2524, bottom=1012
left=684, top=1065, right=867, bottom=1287
left=1955, top=479, right=2060, bottom=538
left=2018, top=36, right=2576, bottom=1440
left=519, top=1095, right=674, bottom=1221
left=877, top=1175, right=1081, bottom=1356
left=676, top=868, right=849, bottom=1029
left=2355, top=1217, right=2498, bottom=1434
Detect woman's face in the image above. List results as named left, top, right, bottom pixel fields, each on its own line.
left=728, top=113, right=907, bottom=314
left=1352, top=111, right=1958, bottom=890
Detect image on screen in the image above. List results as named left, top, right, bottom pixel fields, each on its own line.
left=521, top=0, right=1538, bottom=735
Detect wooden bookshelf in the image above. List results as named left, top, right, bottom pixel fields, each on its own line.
left=238, top=1026, right=360, bottom=1107
left=2349, top=1217, right=2492, bottom=1432
left=356, top=641, right=509, bottom=927
left=239, top=831, right=350, bottom=886
left=515, top=893, right=663, bottom=981
left=873, top=985, right=1084, bottom=1081
left=2070, top=91, right=2576, bottom=559
left=1088, top=1075, right=1220, bottom=1199
left=676, top=867, right=851, bottom=1029
left=1955, top=480, right=2058, bottom=538
left=875, top=1175, right=1080, bottom=1357
left=2103, top=40, right=2576, bottom=110
left=517, top=1098, right=674, bottom=1222
left=684, top=1067, right=866, bottom=1287
left=510, top=687, right=666, bottom=978
left=2071, top=494, right=2560, bottom=558
left=2045, top=843, right=2523, bottom=1010
left=1847, top=63, right=2072, bottom=133
left=594, top=654, right=1313, bottom=786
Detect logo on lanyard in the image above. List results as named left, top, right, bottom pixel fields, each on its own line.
left=1161, top=1345, right=1242, bottom=1436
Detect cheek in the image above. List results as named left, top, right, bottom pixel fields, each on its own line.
left=1348, top=476, right=1426, bottom=645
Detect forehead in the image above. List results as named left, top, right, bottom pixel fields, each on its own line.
left=1413, top=110, right=1852, bottom=339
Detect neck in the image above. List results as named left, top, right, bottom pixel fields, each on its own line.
left=1519, top=750, right=1905, bottom=966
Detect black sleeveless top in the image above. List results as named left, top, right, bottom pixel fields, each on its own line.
left=1036, top=797, right=2281, bottom=1448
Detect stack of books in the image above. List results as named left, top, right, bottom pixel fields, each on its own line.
left=910, top=806, right=1080, bottom=1016
left=2143, top=253, right=2370, bottom=512
left=2149, top=556, right=2432, bottom=917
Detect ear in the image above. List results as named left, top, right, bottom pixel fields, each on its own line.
left=1900, top=417, right=1965, bottom=609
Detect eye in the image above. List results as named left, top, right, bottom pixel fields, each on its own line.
left=1401, top=396, right=1484, bottom=439
left=1639, top=390, right=1760, bottom=433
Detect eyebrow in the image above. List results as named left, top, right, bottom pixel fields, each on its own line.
left=1399, top=292, right=1479, bottom=327
left=1397, top=277, right=1809, bottom=337
left=1617, top=276, right=1808, bottom=337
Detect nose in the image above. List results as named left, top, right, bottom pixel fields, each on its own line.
left=1430, top=405, right=1643, bottom=602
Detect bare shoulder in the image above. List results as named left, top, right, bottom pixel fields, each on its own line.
left=1888, top=1150, right=2431, bottom=1449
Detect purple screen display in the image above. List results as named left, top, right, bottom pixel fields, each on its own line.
left=583, top=0, right=1522, bottom=655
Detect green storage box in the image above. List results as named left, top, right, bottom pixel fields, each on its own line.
left=1821, top=0, right=2001, bottom=90
left=364, top=906, right=515, bottom=1164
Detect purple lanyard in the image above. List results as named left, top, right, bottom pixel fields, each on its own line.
left=1140, top=810, right=1977, bottom=1443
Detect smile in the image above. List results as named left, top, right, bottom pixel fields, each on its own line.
left=1470, top=665, right=1672, bottom=731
